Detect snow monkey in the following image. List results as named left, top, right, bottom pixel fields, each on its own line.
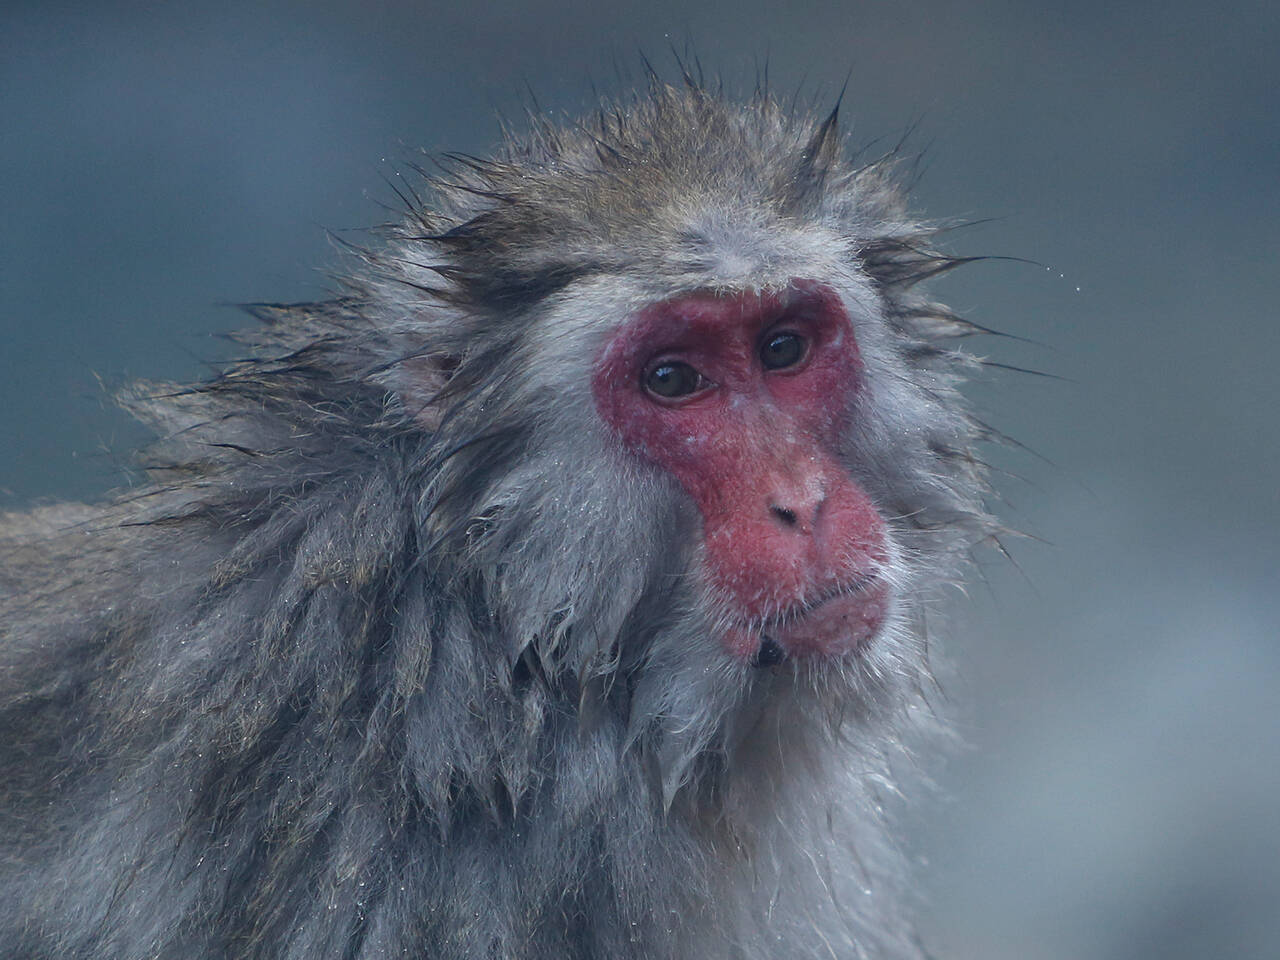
left=0, top=77, right=998, bottom=959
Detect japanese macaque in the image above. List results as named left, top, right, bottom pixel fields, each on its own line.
left=0, top=79, right=995, bottom=959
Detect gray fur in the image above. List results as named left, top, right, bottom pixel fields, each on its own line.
left=0, top=81, right=994, bottom=959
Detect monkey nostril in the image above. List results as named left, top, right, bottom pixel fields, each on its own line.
left=770, top=504, right=799, bottom=527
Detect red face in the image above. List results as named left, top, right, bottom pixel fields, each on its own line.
left=592, top=279, right=890, bottom=663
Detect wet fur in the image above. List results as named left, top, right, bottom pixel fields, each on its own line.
left=0, top=81, right=994, bottom=958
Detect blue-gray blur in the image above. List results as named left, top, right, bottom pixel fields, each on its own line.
left=1, top=2, right=1275, bottom=957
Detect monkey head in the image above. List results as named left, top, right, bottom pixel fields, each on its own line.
left=378, top=86, right=989, bottom=727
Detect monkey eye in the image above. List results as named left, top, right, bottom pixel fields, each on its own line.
left=643, top=361, right=707, bottom=400
left=760, top=332, right=807, bottom=370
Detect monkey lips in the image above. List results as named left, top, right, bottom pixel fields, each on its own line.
left=725, top=579, right=892, bottom=666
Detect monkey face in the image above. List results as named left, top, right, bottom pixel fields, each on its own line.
left=592, top=279, right=893, bottom=665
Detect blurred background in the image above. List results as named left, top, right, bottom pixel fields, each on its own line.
left=2, top=1, right=1276, bottom=957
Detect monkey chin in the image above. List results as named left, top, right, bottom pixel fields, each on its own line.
left=728, top=580, right=892, bottom=667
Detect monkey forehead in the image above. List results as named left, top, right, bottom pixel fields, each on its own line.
left=581, top=203, right=874, bottom=295
left=605, top=185, right=892, bottom=299
left=659, top=206, right=856, bottom=284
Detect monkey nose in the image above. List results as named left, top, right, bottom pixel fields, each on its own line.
left=765, top=468, right=827, bottom=532
left=768, top=498, right=818, bottom=533
left=769, top=503, right=800, bottom=526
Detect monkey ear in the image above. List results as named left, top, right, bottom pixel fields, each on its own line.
left=387, top=351, right=461, bottom=431
left=237, top=300, right=460, bottom=431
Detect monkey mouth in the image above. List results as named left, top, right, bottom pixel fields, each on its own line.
left=748, top=578, right=890, bottom=666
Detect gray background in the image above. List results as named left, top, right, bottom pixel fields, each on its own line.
left=2, top=2, right=1276, bottom=958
